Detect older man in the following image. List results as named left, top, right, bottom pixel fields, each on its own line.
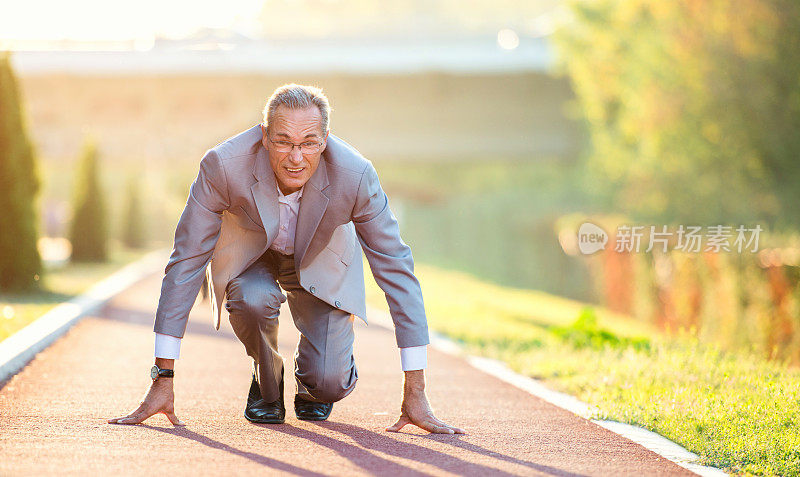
left=109, top=84, right=462, bottom=434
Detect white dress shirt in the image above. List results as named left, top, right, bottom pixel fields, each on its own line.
left=269, top=183, right=303, bottom=255
left=155, top=181, right=427, bottom=371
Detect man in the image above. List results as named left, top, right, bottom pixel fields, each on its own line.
left=109, top=84, right=463, bottom=434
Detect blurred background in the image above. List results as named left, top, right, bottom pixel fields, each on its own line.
left=4, top=2, right=800, bottom=472
left=2, top=0, right=800, bottom=368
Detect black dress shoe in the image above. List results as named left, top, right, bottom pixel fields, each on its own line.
left=245, top=370, right=285, bottom=424
left=294, top=395, right=333, bottom=421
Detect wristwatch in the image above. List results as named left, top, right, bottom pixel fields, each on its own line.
left=151, top=364, right=174, bottom=381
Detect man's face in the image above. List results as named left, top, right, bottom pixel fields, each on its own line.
left=261, top=105, right=329, bottom=195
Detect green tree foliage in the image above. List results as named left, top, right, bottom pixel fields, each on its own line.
left=0, top=52, right=42, bottom=291
left=121, top=174, right=145, bottom=248
left=69, top=139, right=108, bottom=262
left=553, top=0, right=800, bottom=228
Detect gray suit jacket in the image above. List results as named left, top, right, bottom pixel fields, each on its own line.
left=153, top=125, right=429, bottom=348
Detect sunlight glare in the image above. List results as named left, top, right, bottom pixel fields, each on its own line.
left=497, top=28, right=520, bottom=50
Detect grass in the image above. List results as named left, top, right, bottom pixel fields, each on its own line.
left=365, top=261, right=800, bottom=476
left=0, top=242, right=154, bottom=342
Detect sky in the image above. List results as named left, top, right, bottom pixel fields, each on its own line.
left=0, top=0, right=264, bottom=43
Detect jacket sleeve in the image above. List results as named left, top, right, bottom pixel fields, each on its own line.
left=352, top=161, right=430, bottom=348
left=154, top=149, right=230, bottom=338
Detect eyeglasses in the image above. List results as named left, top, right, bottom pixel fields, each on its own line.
left=267, top=136, right=323, bottom=154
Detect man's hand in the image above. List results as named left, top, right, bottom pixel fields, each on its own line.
left=386, top=369, right=464, bottom=434
left=108, top=359, right=185, bottom=426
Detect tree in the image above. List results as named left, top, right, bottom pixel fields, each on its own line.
left=121, top=174, right=146, bottom=248
left=553, top=0, right=800, bottom=229
left=69, top=139, right=108, bottom=262
left=0, top=52, right=42, bottom=291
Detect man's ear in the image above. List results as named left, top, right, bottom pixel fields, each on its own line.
left=320, top=129, right=330, bottom=153
left=260, top=123, right=269, bottom=150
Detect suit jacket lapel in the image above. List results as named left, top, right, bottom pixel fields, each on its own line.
left=250, top=145, right=280, bottom=244
left=251, top=141, right=331, bottom=267
left=294, top=157, right=330, bottom=267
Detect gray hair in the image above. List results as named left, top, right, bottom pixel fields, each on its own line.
left=262, top=84, right=331, bottom=134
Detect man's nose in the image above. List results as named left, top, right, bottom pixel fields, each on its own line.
left=288, top=146, right=304, bottom=163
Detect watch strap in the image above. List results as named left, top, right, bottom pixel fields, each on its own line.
left=151, top=365, right=174, bottom=380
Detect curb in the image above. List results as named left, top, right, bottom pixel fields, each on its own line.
left=366, top=305, right=729, bottom=477
left=0, top=249, right=169, bottom=384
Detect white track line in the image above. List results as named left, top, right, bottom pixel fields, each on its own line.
left=366, top=305, right=728, bottom=477
left=0, top=249, right=170, bottom=383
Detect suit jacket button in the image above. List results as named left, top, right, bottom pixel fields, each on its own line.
left=310, top=286, right=316, bottom=294
left=334, top=300, right=341, bottom=308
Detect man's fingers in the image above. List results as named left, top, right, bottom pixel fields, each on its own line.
left=417, top=415, right=465, bottom=434
left=108, top=401, right=150, bottom=424
left=164, top=411, right=186, bottom=426
left=109, top=416, right=137, bottom=425
left=388, top=416, right=453, bottom=434
left=386, top=415, right=411, bottom=432
left=386, top=413, right=464, bottom=435
left=388, top=410, right=462, bottom=435
left=109, top=408, right=182, bottom=426
left=430, top=415, right=466, bottom=434
left=116, top=414, right=144, bottom=425
left=112, top=406, right=154, bottom=425
left=440, top=424, right=465, bottom=434
left=431, top=426, right=456, bottom=434
left=410, top=417, right=452, bottom=434
left=108, top=410, right=141, bottom=425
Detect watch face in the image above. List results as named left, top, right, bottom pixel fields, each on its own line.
left=150, top=365, right=159, bottom=380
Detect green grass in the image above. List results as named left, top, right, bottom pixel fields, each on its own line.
left=0, top=242, right=154, bottom=342
left=365, top=262, right=800, bottom=476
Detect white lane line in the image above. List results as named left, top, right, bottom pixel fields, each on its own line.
left=0, top=249, right=170, bottom=383
left=366, top=305, right=728, bottom=477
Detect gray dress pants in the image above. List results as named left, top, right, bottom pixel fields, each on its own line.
left=225, top=248, right=358, bottom=404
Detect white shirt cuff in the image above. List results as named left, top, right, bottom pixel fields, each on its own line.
left=154, top=332, right=182, bottom=359
left=399, top=345, right=427, bottom=371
